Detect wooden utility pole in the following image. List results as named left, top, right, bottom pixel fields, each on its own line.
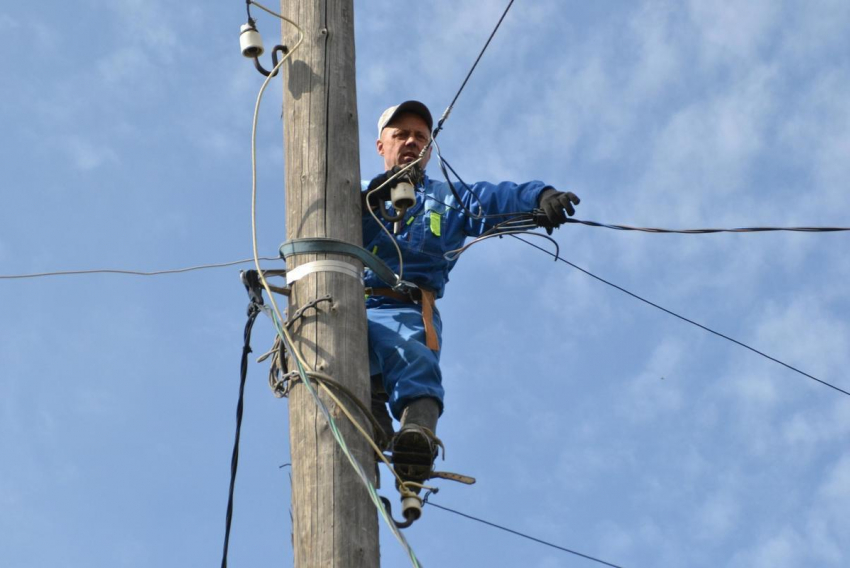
left=279, top=1, right=379, bottom=566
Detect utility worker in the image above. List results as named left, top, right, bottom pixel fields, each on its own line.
left=362, top=101, right=579, bottom=486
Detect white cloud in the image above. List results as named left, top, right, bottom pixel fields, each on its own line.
left=194, top=128, right=239, bottom=156
left=780, top=0, right=850, bottom=62
left=64, top=136, right=118, bottom=171
left=695, top=489, right=740, bottom=541
left=779, top=70, right=850, bottom=218
left=687, top=0, right=779, bottom=66
left=753, top=296, right=850, bottom=380
left=101, top=0, right=177, bottom=57
left=97, top=47, right=157, bottom=87
left=636, top=65, right=777, bottom=217
left=618, top=337, right=686, bottom=421
left=742, top=527, right=804, bottom=568
left=782, top=402, right=850, bottom=448
left=627, top=3, right=684, bottom=99
left=0, top=13, right=20, bottom=30
left=817, top=453, right=850, bottom=528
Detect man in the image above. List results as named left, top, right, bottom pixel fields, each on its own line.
left=362, top=101, right=579, bottom=486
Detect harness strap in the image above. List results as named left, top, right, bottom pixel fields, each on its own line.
left=367, top=287, right=440, bottom=351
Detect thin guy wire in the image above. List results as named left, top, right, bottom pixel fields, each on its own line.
left=432, top=0, right=517, bottom=140
left=511, top=235, right=850, bottom=398
left=0, top=258, right=280, bottom=280
left=424, top=499, right=626, bottom=568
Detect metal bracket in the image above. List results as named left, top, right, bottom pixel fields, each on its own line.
left=253, top=44, right=289, bottom=77
left=379, top=496, right=417, bottom=530
left=286, top=294, right=333, bottom=329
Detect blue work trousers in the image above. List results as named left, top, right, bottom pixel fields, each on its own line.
left=367, top=301, right=444, bottom=420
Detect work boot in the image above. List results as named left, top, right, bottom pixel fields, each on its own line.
left=391, top=397, right=442, bottom=490
left=370, top=374, right=395, bottom=450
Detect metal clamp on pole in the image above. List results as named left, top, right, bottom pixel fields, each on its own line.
left=285, top=260, right=362, bottom=286
left=280, top=238, right=401, bottom=288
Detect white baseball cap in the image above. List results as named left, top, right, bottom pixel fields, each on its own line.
left=377, top=100, right=433, bottom=137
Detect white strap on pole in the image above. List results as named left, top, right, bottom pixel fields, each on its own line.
left=285, top=260, right=362, bottom=285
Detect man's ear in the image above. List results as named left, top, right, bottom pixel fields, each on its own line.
left=376, top=138, right=384, bottom=157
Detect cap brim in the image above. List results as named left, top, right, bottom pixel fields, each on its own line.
left=380, top=100, right=433, bottom=134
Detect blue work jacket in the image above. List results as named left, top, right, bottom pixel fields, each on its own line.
left=361, top=174, right=549, bottom=300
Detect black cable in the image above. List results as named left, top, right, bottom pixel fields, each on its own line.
left=221, top=303, right=261, bottom=568
left=560, top=218, right=850, bottom=234
left=435, top=141, right=485, bottom=220
left=423, top=498, right=626, bottom=568
left=431, top=0, right=517, bottom=140
left=511, top=235, right=850, bottom=398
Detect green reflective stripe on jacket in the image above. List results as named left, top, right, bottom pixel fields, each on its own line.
left=429, top=211, right=442, bottom=237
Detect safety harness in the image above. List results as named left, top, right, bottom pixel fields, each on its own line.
left=281, top=237, right=440, bottom=351
left=365, top=286, right=440, bottom=351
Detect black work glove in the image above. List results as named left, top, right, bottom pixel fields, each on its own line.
left=536, top=188, right=580, bottom=234
left=363, top=165, right=423, bottom=209
left=366, top=166, right=403, bottom=202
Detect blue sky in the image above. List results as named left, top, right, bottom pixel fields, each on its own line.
left=2, top=1, right=849, bottom=567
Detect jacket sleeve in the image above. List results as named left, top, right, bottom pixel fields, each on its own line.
left=459, top=180, right=550, bottom=237
left=361, top=179, right=385, bottom=248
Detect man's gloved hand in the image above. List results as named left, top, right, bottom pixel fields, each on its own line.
left=363, top=165, right=424, bottom=210
left=366, top=166, right=403, bottom=204
left=536, top=188, right=580, bottom=234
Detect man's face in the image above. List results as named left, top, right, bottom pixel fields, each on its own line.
left=376, top=112, right=432, bottom=171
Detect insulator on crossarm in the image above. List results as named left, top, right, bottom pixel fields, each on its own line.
left=240, top=23, right=264, bottom=58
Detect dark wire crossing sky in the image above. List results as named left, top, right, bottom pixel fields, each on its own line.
left=1, top=1, right=849, bottom=568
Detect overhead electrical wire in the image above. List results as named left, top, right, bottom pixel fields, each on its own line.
left=560, top=218, right=850, bottom=234
left=431, top=0, right=517, bottom=141
left=412, top=0, right=518, bottom=220
left=510, top=234, right=850, bottom=398
left=3, top=216, right=845, bottom=282
left=0, top=257, right=280, bottom=280
left=424, top=497, right=627, bottom=568
left=221, top=300, right=260, bottom=568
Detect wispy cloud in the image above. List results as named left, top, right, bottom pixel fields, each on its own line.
left=63, top=136, right=118, bottom=171
left=0, top=13, right=20, bottom=30
left=617, top=336, right=686, bottom=422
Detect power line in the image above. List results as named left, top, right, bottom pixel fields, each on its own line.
left=431, top=0, right=516, bottom=140
left=5, top=215, right=845, bottom=282
left=562, top=218, right=850, bottom=234
left=511, top=235, right=850, bottom=398
left=221, top=297, right=260, bottom=568
left=0, top=257, right=280, bottom=280
left=423, top=498, right=626, bottom=568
